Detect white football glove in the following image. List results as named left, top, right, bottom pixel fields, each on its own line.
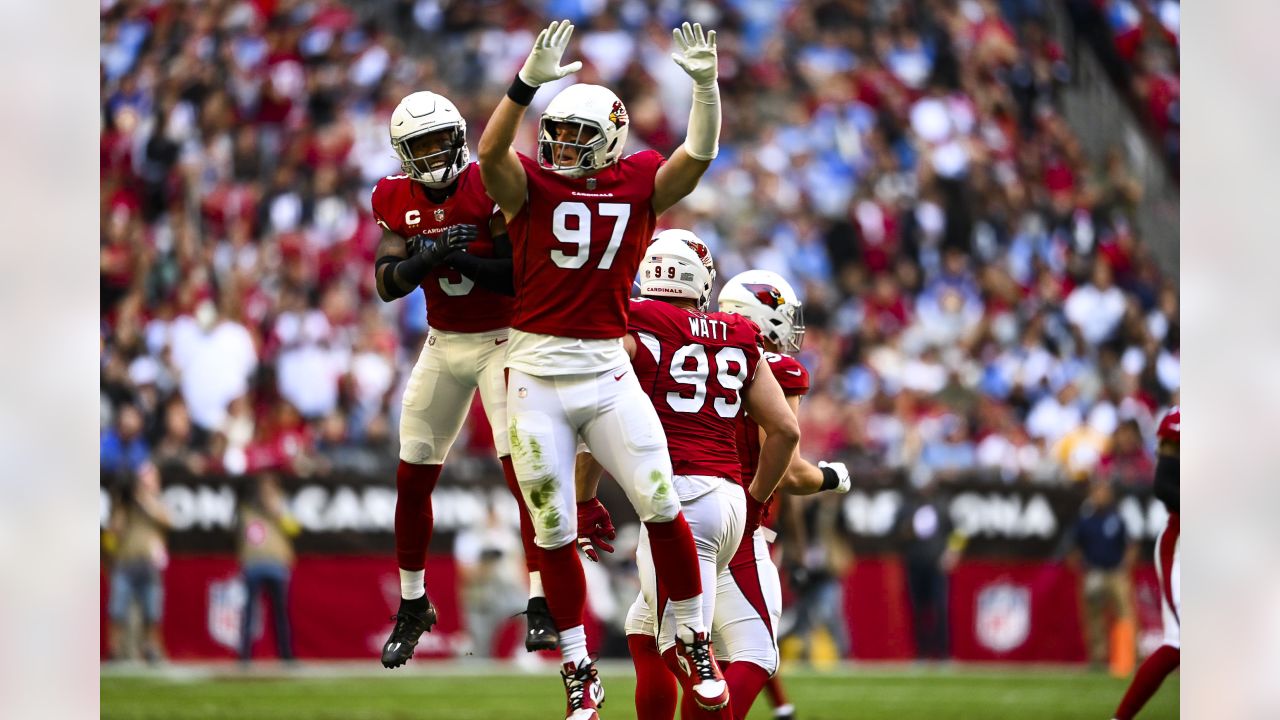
left=819, top=461, right=851, bottom=494
left=518, top=19, right=583, bottom=87
left=670, top=22, right=718, bottom=88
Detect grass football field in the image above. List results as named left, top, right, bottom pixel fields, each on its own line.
left=101, top=661, right=1178, bottom=719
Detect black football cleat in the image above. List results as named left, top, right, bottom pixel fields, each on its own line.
left=380, top=595, right=438, bottom=668
left=524, top=596, right=560, bottom=652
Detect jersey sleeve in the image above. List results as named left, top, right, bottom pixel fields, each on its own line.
left=370, top=177, right=396, bottom=231
left=627, top=149, right=666, bottom=201
left=768, top=353, right=810, bottom=396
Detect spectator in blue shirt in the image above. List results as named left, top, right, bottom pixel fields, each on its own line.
left=101, top=404, right=150, bottom=476
left=1069, top=479, right=1137, bottom=671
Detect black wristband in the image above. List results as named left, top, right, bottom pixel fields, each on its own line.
left=819, top=466, right=840, bottom=491
left=507, top=76, right=537, bottom=106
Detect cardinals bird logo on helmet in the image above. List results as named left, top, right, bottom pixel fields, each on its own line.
left=743, top=283, right=786, bottom=310
left=609, top=100, right=628, bottom=129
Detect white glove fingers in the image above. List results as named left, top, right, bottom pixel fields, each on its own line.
left=560, top=60, right=582, bottom=77
left=693, top=22, right=706, bottom=47
left=672, top=26, right=688, bottom=53
left=558, top=22, right=575, bottom=49
left=680, top=21, right=694, bottom=46
left=707, top=29, right=716, bottom=49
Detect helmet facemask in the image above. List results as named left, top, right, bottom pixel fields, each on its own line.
left=396, top=125, right=467, bottom=188
left=538, top=118, right=609, bottom=178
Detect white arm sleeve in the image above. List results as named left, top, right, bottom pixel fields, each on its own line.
left=683, top=81, right=721, bottom=162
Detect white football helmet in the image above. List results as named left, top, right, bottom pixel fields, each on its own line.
left=639, top=229, right=716, bottom=310
left=389, top=91, right=469, bottom=188
left=538, top=83, right=629, bottom=178
left=717, top=270, right=805, bottom=352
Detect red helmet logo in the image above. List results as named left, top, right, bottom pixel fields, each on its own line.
left=681, top=239, right=712, bottom=270
left=609, top=100, right=628, bottom=129
left=743, top=283, right=785, bottom=309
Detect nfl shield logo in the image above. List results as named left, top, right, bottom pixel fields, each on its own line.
left=208, top=576, right=253, bottom=652
left=975, top=582, right=1031, bottom=653
left=434, top=208, right=446, bottom=222
left=586, top=178, right=597, bottom=190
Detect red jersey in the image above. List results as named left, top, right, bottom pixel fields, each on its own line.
left=370, top=164, right=513, bottom=333
left=508, top=150, right=665, bottom=339
left=628, top=298, right=764, bottom=483
left=737, top=352, right=811, bottom=487
left=1157, top=406, right=1180, bottom=443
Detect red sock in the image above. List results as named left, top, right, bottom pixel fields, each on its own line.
left=539, top=541, right=586, bottom=630
left=645, top=515, right=702, bottom=602
left=724, top=661, right=771, bottom=720
left=394, top=461, right=442, bottom=571
left=1115, top=645, right=1179, bottom=719
left=500, top=455, right=540, bottom=575
left=763, top=673, right=789, bottom=708
left=629, top=634, right=677, bottom=720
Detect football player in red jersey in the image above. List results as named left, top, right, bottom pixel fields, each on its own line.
left=370, top=91, right=555, bottom=669
left=576, top=231, right=799, bottom=720
left=1113, top=406, right=1179, bottom=720
left=476, top=18, right=723, bottom=720
left=714, top=269, right=851, bottom=720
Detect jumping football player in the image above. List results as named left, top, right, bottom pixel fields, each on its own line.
left=477, top=18, right=724, bottom=720
left=1112, top=405, right=1180, bottom=720
left=370, top=91, right=555, bottom=669
left=576, top=231, right=800, bottom=720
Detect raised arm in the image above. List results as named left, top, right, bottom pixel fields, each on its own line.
left=478, top=20, right=582, bottom=220
left=653, top=23, right=720, bottom=216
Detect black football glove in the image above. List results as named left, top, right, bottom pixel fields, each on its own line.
left=406, top=224, right=478, bottom=262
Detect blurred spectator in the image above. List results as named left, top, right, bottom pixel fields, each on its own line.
left=1098, top=419, right=1155, bottom=485
left=105, top=463, right=171, bottom=662
left=894, top=480, right=966, bottom=660
left=236, top=474, right=300, bottom=663
left=101, top=403, right=150, bottom=476
left=170, top=299, right=259, bottom=432
left=1068, top=479, right=1137, bottom=675
left=454, top=506, right=527, bottom=659
left=1064, top=259, right=1127, bottom=347
left=777, top=494, right=853, bottom=666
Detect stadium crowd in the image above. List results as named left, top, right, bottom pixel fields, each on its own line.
left=100, top=0, right=1179, bottom=494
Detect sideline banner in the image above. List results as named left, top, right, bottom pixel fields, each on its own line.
left=100, top=469, right=1168, bottom=557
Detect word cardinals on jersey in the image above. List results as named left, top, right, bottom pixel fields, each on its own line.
left=371, top=164, right=513, bottom=332
left=1157, top=406, right=1180, bottom=443
left=507, top=150, right=664, bottom=338
left=737, top=352, right=810, bottom=499
left=628, top=297, right=764, bottom=480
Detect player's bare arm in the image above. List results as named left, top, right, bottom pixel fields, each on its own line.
left=652, top=23, right=720, bottom=215
left=373, top=230, right=408, bottom=302
left=741, top=358, right=800, bottom=505
left=760, top=395, right=852, bottom=496
left=478, top=19, right=582, bottom=220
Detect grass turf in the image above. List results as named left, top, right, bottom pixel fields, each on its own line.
left=101, top=664, right=1178, bottom=719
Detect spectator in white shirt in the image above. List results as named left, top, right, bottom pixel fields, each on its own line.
left=1064, top=260, right=1127, bottom=345
left=170, top=300, right=258, bottom=432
